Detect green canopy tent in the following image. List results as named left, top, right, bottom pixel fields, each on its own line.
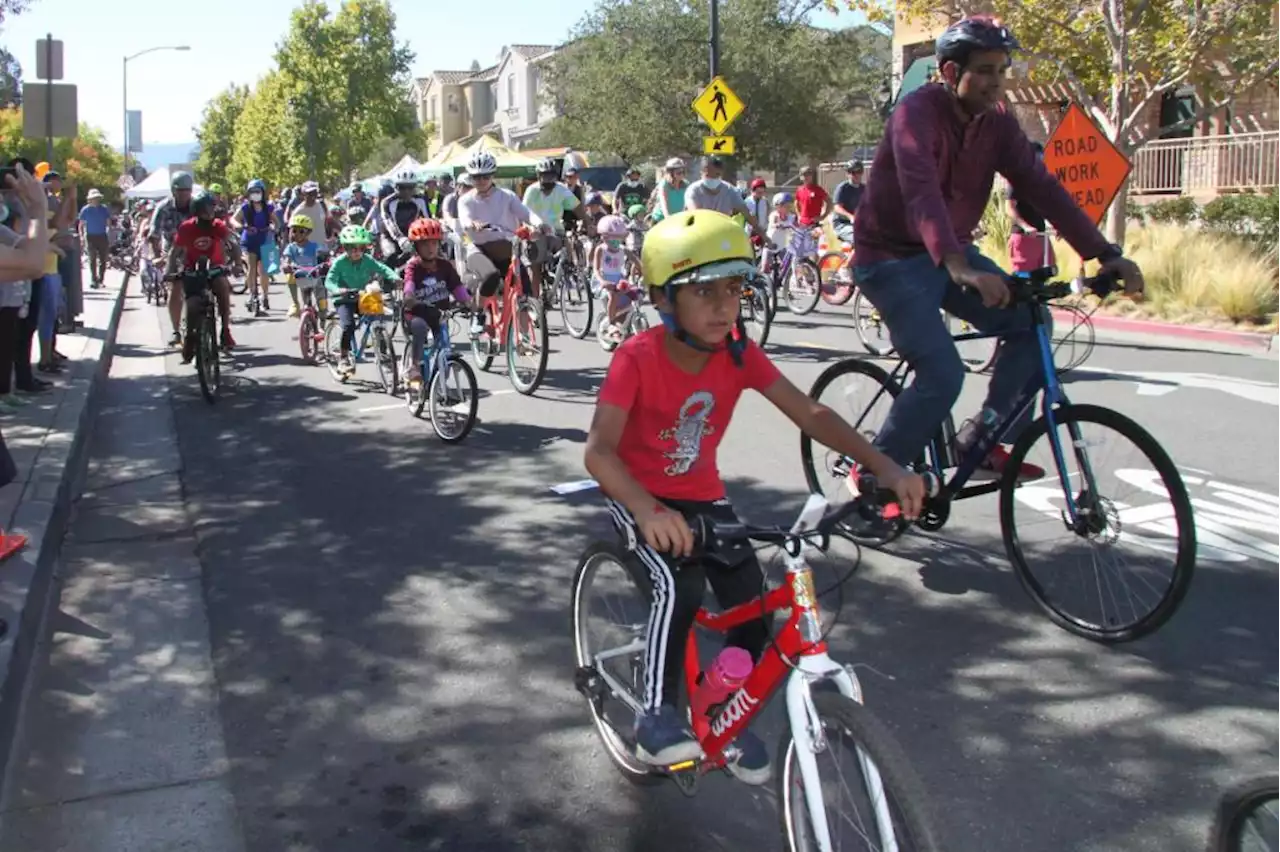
left=445, top=135, right=539, bottom=179
left=894, top=56, right=938, bottom=108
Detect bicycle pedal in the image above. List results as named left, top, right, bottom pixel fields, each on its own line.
left=666, top=763, right=700, bottom=797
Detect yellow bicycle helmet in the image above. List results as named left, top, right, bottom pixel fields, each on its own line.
left=290, top=213, right=314, bottom=231
left=640, top=209, right=758, bottom=358
left=641, top=209, right=756, bottom=289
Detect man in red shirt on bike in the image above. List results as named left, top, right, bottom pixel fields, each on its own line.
left=793, top=166, right=831, bottom=227
left=167, top=190, right=241, bottom=360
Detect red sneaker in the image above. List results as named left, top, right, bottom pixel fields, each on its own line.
left=982, top=446, right=1045, bottom=481
left=0, top=532, right=28, bottom=563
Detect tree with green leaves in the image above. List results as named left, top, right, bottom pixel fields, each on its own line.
left=356, top=126, right=433, bottom=179
left=0, top=109, right=123, bottom=200
left=0, top=47, right=20, bottom=108
left=227, top=71, right=307, bottom=193
left=542, top=0, right=890, bottom=170
left=841, top=0, right=1279, bottom=241
left=273, top=0, right=417, bottom=185
left=193, top=84, right=249, bottom=191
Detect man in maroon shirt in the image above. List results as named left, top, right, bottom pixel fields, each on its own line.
left=853, top=16, right=1144, bottom=477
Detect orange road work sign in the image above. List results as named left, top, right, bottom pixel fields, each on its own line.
left=1043, top=103, right=1132, bottom=226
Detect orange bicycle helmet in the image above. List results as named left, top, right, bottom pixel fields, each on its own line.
left=408, top=218, right=444, bottom=242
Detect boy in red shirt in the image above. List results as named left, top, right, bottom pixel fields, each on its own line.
left=794, top=165, right=831, bottom=227
left=168, top=190, right=240, bottom=360
left=585, top=210, right=926, bottom=784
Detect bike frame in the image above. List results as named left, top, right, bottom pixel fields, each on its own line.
left=589, top=494, right=893, bottom=852
left=857, top=297, right=1096, bottom=528
left=420, top=313, right=456, bottom=384
left=477, top=234, right=529, bottom=349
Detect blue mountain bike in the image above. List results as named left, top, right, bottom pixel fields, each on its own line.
left=800, top=267, right=1196, bottom=643
left=401, top=304, right=478, bottom=443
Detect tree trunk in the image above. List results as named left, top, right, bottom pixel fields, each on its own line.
left=1105, top=180, right=1131, bottom=246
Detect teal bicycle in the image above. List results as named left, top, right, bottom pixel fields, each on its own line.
left=800, top=267, right=1196, bottom=643
left=324, top=283, right=399, bottom=394
left=400, top=303, right=478, bottom=443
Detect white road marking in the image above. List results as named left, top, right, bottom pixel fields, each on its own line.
left=1075, top=367, right=1279, bottom=406
left=794, top=341, right=844, bottom=351
left=489, top=389, right=517, bottom=396
left=551, top=479, right=599, bottom=495
left=357, top=402, right=404, bottom=413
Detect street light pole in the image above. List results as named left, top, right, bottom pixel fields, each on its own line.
left=122, top=45, right=191, bottom=174
left=709, top=0, right=720, bottom=78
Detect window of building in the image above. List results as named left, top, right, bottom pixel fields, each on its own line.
left=506, top=74, right=515, bottom=109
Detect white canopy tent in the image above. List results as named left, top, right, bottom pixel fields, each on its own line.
left=123, top=165, right=204, bottom=200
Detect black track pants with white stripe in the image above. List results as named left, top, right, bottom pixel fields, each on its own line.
left=607, top=497, right=770, bottom=713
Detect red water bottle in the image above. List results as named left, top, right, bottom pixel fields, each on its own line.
left=690, top=647, right=753, bottom=719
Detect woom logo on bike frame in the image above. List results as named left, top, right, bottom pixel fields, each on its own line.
left=711, top=687, right=761, bottom=738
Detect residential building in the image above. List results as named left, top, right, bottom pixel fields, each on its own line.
left=410, top=44, right=563, bottom=158
left=889, top=6, right=1279, bottom=199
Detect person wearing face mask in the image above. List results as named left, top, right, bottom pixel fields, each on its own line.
left=521, top=158, right=583, bottom=300
left=685, top=158, right=763, bottom=239
left=612, top=166, right=650, bottom=224
left=230, top=179, right=276, bottom=316
left=377, top=172, right=429, bottom=269
left=591, top=214, right=632, bottom=344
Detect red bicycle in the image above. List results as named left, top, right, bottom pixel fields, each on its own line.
left=467, top=225, right=549, bottom=395
left=572, top=480, right=941, bottom=851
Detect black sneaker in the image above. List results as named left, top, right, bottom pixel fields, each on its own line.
left=634, top=705, right=701, bottom=766
left=725, top=729, right=771, bottom=786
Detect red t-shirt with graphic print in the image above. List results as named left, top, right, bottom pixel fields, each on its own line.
left=597, top=326, right=782, bottom=502
left=173, top=217, right=231, bottom=269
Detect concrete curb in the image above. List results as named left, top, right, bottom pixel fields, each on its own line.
left=1051, top=307, right=1276, bottom=352
left=0, top=274, right=130, bottom=806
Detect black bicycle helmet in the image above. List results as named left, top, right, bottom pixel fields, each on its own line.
left=935, top=16, right=1019, bottom=68
left=192, top=190, right=215, bottom=217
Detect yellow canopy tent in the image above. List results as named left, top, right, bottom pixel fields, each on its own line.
left=445, top=135, right=539, bottom=178
left=422, top=141, right=468, bottom=173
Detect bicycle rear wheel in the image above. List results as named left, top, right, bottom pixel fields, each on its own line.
left=800, top=358, right=911, bottom=544
left=559, top=270, right=594, bottom=339
left=571, top=541, right=663, bottom=786
left=374, top=325, right=398, bottom=395
left=999, top=403, right=1196, bottom=642
left=742, top=283, right=772, bottom=348
left=778, top=692, right=940, bottom=852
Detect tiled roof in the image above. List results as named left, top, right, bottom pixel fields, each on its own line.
left=433, top=70, right=473, bottom=85
left=466, top=64, right=498, bottom=82
left=510, top=44, right=554, bottom=59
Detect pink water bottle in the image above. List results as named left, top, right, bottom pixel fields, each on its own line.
left=691, top=647, right=753, bottom=719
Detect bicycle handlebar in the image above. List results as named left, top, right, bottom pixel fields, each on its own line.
left=1006, top=269, right=1120, bottom=304
left=689, top=471, right=941, bottom=553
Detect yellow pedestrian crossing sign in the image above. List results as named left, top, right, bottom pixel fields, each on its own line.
left=703, top=136, right=736, bottom=155
left=692, top=76, right=745, bottom=136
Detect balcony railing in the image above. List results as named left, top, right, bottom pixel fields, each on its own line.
left=1130, top=131, right=1279, bottom=196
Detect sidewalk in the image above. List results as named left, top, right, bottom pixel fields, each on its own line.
left=0, top=274, right=128, bottom=791
left=0, top=287, right=245, bottom=850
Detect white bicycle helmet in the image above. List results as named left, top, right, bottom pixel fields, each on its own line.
left=535, top=157, right=557, bottom=175
left=301, top=180, right=320, bottom=194
left=456, top=172, right=474, bottom=188
left=394, top=170, right=418, bottom=187
left=664, top=157, right=685, bottom=171
left=467, top=151, right=497, bottom=177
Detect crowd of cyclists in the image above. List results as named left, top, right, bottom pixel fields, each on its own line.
left=94, top=15, right=1161, bottom=796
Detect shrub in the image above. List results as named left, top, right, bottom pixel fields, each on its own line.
left=1144, top=196, right=1199, bottom=225
left=1201, top=189, right=1279, bottom=256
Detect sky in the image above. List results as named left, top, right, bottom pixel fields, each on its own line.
left=1, top=0, right=870, bottom=150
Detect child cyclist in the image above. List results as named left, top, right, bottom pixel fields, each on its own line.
left=324, top=224, right=398, bottom=377
left=402, top=218, right=471, bottom=388
left=583, top=210, right=927, bottom=783
left=280, top=213, right=328, bottom=319
left=591, top=214, right=631, bottom=343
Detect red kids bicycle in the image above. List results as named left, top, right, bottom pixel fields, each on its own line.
left=572, top=480, right=941, bottom=852
left=468, top=224, right=549, bottom=395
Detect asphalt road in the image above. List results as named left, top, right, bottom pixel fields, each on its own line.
left=163, top=291, right=1277, bottom=852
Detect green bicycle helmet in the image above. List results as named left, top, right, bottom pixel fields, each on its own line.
left=338, top=224, right=372, bottom=246
left=627, top=203, right=647, bottom=220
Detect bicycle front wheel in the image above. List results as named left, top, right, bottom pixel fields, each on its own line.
left=818, top=252, right=855, bottom=305
left=428, top=355, right=478, bottom=443
left=999, top=403, right=1196, bottom=642
left=778, top=692, right=940, bottom=852
left=852, top=289, right=893, bottom=356
left=194, top=308, right=220, bottom=404
left=374, top=325, right=398, bottom=395
left=786, top=258, right=823, bottom=316
left=559, top=271, right=594, bottom=339
left=506, top=299, right=548, bottom=395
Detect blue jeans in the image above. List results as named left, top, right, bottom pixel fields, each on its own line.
left=853, top=246, right=1049, bottom=466
left=335, top=300, right=358, bottom=354
left=38, top=273, right=61, bottom=346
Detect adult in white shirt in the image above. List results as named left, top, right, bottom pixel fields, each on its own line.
left=521, top=158, right=584, bottom=300
left=457, top=151, right=536, bottom=316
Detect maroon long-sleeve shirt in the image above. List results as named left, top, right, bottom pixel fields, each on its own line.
left=854, top=84, right=1111, bottom=267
